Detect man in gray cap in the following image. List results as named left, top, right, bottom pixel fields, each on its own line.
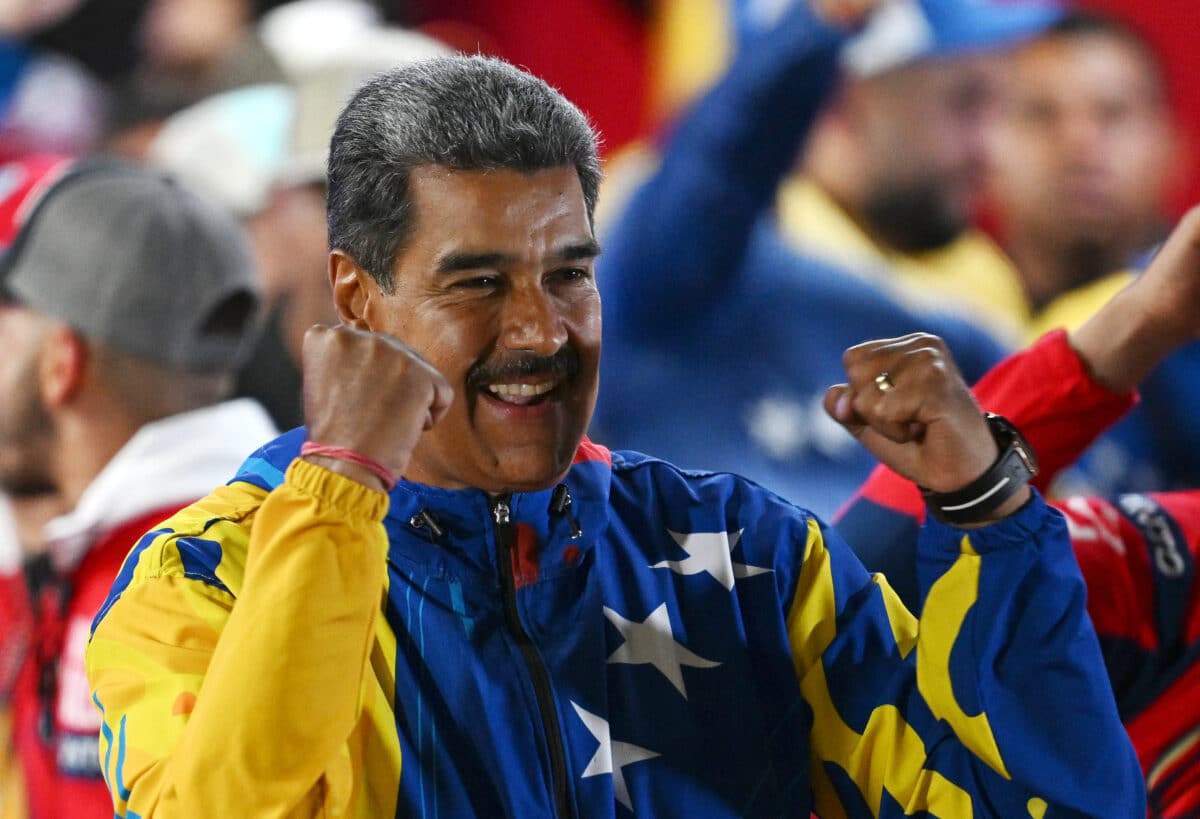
left=0, top=155, right=276, bottom=819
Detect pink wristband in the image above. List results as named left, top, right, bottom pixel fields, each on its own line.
left=300, top=442, right=397, bottom=491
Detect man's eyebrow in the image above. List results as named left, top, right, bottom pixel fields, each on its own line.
left=549, top=239, right=602, bottom=263
left=435, top=251, right=515, bottom=274
left=434, top=241, right=601, bottom=274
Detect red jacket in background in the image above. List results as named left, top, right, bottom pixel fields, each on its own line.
left=4, top=507, right=184, bottom=819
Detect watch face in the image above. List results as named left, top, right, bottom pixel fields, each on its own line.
left=986, top=413, right=1039, bottom=474
left=1013, top=441, right=1038, bottom=475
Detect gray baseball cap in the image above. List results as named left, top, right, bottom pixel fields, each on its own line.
left=0, top=157, right=262, bottom=372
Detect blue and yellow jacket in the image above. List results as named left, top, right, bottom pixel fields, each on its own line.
left=85, top=429, right=1143, bottom=817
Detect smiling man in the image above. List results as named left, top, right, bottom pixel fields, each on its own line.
left=84, top=54, right=1143, bottom=818
left=329, top=162, right=603, bottom=493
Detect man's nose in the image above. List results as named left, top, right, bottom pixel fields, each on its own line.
left=1060, top=112, right=1107, bottom=165
left=500, top=284, right=567, bottom=355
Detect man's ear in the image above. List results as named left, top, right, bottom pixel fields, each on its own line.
left=38, top=325, right=86, bottom=409
left=329, top=249, right=375, bottom=330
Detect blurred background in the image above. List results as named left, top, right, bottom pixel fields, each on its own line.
left=3, top=0, right=1195, bottom=198
left=0, top=0, right=1197, bottom=516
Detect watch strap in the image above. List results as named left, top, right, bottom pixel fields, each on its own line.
left=921, top=413, right=1038, bottom=526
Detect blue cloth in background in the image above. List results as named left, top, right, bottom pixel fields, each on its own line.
left=594, top=3, right=1006, bottom=517
left=1063, top=341, right=1200, bottom=497
left=0, top=40, right=29, bottom=122
left=597, top=227, right=1005, bottom=518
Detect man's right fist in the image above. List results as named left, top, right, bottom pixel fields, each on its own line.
left=301, top=325, right=453, bottom=489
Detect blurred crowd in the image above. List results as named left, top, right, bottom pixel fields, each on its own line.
left=0, top=0, right=1199, bottom=816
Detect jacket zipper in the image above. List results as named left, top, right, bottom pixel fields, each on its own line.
left=492, top=496, right=574, bottom=819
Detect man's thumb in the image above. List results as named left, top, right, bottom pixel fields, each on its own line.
left=823, top=384, right=865, bottom=437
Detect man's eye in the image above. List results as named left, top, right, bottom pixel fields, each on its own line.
left=455, top=276, right=499, bottom=289
left=552, top=267, right=590, bottom=283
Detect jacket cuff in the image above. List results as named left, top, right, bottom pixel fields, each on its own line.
left=921, top=489, right=1063, bottom=556
left=285, top=457, right=390, bottom=522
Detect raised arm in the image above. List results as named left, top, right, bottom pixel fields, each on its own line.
left=1068, top=206, right=1200, bottom=395
left=600, top=3, right=846, bottom=339
left=790, top=333, right=1143, bottom=815
left=86, top=465, right=389, bottom=817
left=838, top=205, right=1200, bottom=606
left=85, top=326, right=453, bottom=817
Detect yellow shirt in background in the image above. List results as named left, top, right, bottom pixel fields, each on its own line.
left=776, top=177, right=1030, bottom=344
left=1025, top=270, right=1135, bottom=343
left=630, top=0, right=1136, bottom=352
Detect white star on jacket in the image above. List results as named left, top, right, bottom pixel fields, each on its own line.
left=651, top=529, right=772, bottom=590
left=571, top=702, right=660, bottom=812
left=604, top=603, right=720, bottom=699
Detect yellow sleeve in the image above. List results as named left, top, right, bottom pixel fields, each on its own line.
left=788, top=503, right=1143, bottom=817
left=787, top=517, right=980, bottom=817
left=86, top=458, right=390, bottom=818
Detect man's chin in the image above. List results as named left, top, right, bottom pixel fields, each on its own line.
left=472, top=435, right=582, bottom=495
left=863, top=188, right=969, bottom=254
left=0, top=455, right=55, bottom=497
left=487, top=457, right=576, bottom=495
left=406, top=435, right=582, bottom=495
left=0, top=477, right=58, bottom=498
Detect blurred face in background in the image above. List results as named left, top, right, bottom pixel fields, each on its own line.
left=851, top=54, right=1000, bottom=253
left=988, top=26, right=1174, bottom=266
left=0, top=303, right=56, bottom=497
left=0, top=0, right=83, bottom=35
left=139, top=0, right=250, bottom=71
left=247, top=182, right=337, bottom=362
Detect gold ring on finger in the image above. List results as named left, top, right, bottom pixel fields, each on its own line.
left=874, top=372, right=895, bottom=393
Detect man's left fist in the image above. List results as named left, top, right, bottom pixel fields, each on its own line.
left=823, top=333, right=1006, bottom=498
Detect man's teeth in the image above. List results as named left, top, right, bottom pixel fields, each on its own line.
left=487, top=382, right=555, bottom=398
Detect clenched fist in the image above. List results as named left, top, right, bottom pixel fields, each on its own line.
left=824, top=334, right=1030, bottom=521
left=301, top=325, right=453, bottom=490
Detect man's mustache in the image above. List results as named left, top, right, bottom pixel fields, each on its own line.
left=466, top=346, right=580, bottom=388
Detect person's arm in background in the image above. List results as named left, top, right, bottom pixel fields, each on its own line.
left=836, top=206, right=1200, bottom=608
left=600, top=2, right=846, bottom=340
left=1053, top=210, right=1200, bottom=809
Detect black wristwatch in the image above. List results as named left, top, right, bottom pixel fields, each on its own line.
left=920, top=413, right=1038, bottom=526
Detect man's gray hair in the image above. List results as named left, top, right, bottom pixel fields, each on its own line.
left=327, top=54, right=602, bottom=291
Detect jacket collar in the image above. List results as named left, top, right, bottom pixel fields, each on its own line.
left=234, top=429, right=614, bottom=572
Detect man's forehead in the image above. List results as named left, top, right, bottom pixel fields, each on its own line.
left=873, top=52, right=999, bottom=91
left=408, top=164, right=584, bottom=204
left=405, top=164, right=592, bottom=252
left=1013, top=34, right=1165, bottom=100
